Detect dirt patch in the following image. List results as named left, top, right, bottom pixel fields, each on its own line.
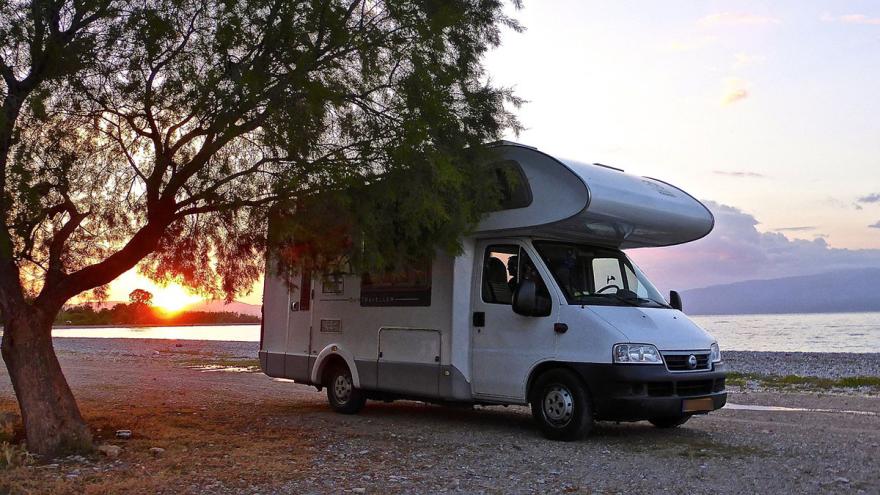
left=0, top=395, right=318, bottom=494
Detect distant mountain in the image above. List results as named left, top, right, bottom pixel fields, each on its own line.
left=185, top=300, right=262, bottom=317
left=681, top=268, right=880, bottom=315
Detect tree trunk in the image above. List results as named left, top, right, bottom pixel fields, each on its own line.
left=1, top=308, right=92, bottom=457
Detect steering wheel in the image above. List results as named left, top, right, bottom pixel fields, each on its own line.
left=596, top=284, right=620, bottom=294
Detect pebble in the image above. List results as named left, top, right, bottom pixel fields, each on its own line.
left=115, top=429, right=132, bottom=439
left=149, top=447, right=166, bottom=457
left=97, top=444, right=121, bottom=458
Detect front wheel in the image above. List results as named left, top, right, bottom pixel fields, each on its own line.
left=649, top=415, right=691, bottom=428
left=530, top=369, right=593, bottom=441
left=326, top=365, right=366, bottom=414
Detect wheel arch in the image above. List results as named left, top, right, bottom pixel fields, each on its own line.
left=525, top=361, right=592, bottom=402
left=311, top=344, right=361, bottom=388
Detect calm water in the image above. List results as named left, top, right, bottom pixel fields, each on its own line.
left=692, top=312, right=880, bottom=353
left=30, top=312, right=880, bottom=352
left=50, top=324, right=261, bottom=342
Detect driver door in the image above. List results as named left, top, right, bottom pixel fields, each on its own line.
left=470, top=241, right=558, bottom=401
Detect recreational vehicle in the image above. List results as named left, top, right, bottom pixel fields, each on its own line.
left=260, top=141, right=727, bottom=440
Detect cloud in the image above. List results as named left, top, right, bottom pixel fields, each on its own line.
left=663, top=35, right=718, bottom=53
left=699, top=13, right=780, bottom=27
left=822, top=13, right=880, bottom=25
left=732, top=53, right=765, bottom=69
left=713, top=170, right=766, bottom=178
left=721, top=78, right=751, bottom=105
left=773, top=226, right=815, bottom=232
left=870, top=221, right=880, bottom=229
left=857, top=193, right=880, bottom=204
left=628, top=201, right=880, bottom=291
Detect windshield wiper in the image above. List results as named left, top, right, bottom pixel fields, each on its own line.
left=606, top=292, right=641, bottom=307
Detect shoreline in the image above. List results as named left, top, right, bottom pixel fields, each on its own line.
left=50, top=322, right=258, bottom=329
left=25, top=337, right=880, bottom=380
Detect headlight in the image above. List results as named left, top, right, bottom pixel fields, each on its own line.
left=710, top=343, right=722, bottom=363
left=613, top=344, right=663, bottom=364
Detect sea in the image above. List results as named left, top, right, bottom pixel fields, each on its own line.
left=33, top=311, right=880, bottom=353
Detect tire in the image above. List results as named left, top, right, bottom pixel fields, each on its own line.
left=326, top=364, right=366, bottom=414
left=649, top=415, right=691, bottom=429
left=530, top=368, right=593, bottom=441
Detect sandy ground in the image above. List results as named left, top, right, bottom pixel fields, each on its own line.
left=1, top=338, right=878, bottom=494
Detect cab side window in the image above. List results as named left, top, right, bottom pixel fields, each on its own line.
left=483, top=245, right=518, bottom=304
left=482, top=245, right=551, bottom=312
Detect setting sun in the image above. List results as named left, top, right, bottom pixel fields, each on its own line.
left=150, top=284, right=204, bottom=314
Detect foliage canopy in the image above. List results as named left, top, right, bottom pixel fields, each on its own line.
left=1, top=0, right=521, bottom=310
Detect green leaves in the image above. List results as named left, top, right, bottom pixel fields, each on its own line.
left=2, top=0, right=521, bottom=303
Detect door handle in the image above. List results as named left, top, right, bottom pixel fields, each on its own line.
left=473, top=312, right=485, bottom=327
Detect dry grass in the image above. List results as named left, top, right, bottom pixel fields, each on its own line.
left=0, top=394, right=318, bottom=495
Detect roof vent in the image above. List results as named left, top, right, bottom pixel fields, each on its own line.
left=592, top=162, right=624, bottom=172
left=488, top=140, right=538, bottom=150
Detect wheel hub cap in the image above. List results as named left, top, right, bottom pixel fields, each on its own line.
left=543, top=385, right=574, bottom=426
left=334, top=374, right=352, bottom=403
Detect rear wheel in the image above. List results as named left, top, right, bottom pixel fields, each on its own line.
left=649, top=415, right=691, bottom=428
left=530, top=369, right=593, bottom=441
left=326, top=364, right=366, bottom=414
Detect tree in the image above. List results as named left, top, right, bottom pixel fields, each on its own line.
left=0, top=0, right=521, bottom=455
left=128, top=289, right=153, bottom=306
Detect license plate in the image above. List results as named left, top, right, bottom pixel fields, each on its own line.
left=682, top=397, right=714, bottom=413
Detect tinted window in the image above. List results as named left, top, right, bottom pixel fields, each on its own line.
left=482, top=245, right=518, bottom=304
left=360, top=262, right=431, bottom=307
left=482, top=245, right=551, bottom=313
left=492, top=160, right=532, bottom=210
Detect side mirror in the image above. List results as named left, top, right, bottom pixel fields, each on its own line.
left=513, top=279, right=537, bottom=316
left=513, top=280, right=551, bottom=317
left=669, top=290, right=683, bottom=312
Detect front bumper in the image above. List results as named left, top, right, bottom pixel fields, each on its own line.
left=569, top=362, right=728, bottom=421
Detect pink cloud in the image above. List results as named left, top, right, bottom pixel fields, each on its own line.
left=628, top=201, right=880, bottom=291
left=822, top=13, right=880, bottom=25
left=699, top=12, right=780, bottom=27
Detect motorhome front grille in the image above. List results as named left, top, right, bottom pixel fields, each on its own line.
left=675, top=380, right=714, bottom=397
left=647, top=382, right=674, bottom=397
left=662, top=353, right=710, bottom=372
left=638, top=379, right=723, bottom=398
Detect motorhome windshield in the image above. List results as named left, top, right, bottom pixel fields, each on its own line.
left=533, top=241, right=669, bottom=308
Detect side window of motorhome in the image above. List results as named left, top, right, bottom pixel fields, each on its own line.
left=360, top=262, right=431, bottom=307
left=299, top=270, right=311, bottom=311
left=482, top=246, right=551, bottom=307
left=483, top=245, right=518, bottom=304
left=492, top=160, right=532, bottom=210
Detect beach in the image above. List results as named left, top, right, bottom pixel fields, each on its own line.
left=1, top=338, right=878, bottom=494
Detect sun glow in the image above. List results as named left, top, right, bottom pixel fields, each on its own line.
left=150, top=284, right=203, bottom=315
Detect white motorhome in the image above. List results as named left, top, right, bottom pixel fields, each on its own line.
left=260, top=141, right=727, bottom=440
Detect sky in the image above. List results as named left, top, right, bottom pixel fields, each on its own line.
left=103, top=0, right=880, bottom=305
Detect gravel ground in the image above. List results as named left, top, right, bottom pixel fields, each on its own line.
left=47, top=337, right=880, bottom=378
left=723, top=351, right=880, bottom=378
left=1, top=338, right=878, bottom=494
